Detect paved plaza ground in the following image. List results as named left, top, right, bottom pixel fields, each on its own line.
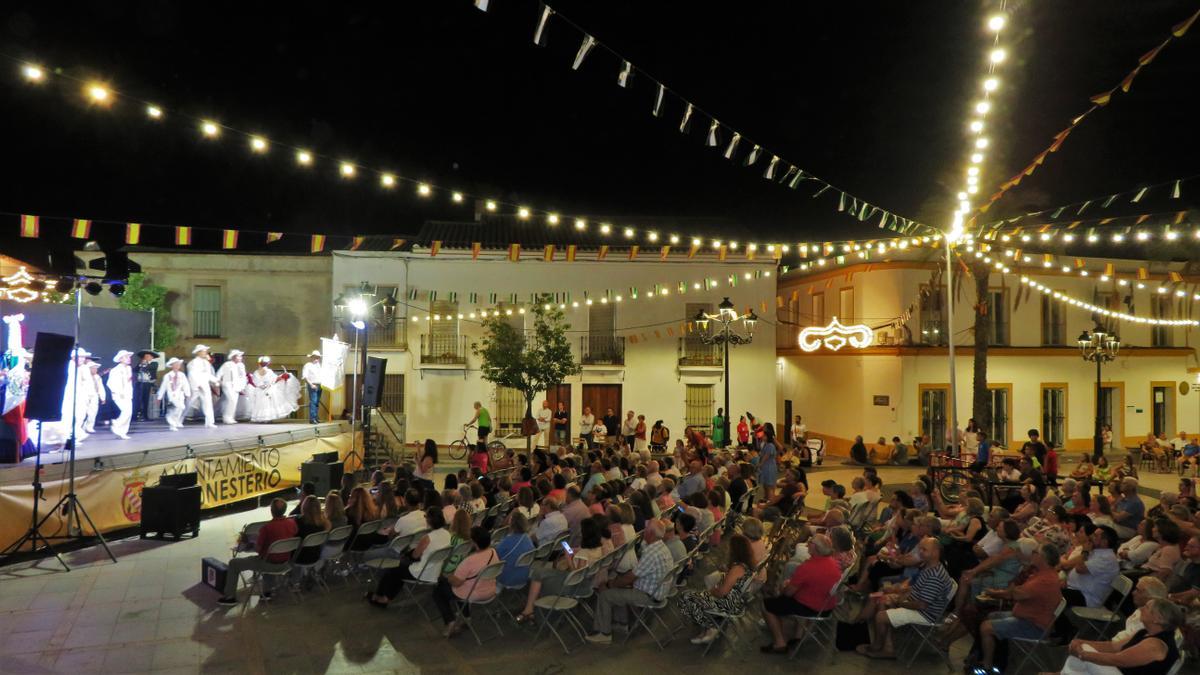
left=0, top=458, right=1179, bottom=674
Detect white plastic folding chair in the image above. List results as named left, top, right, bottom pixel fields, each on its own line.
left=231, top=520, right=271, bottom=556
left=453, top=560, right=508, bottom=645
left=320, top=524, right=354, bottom=581
left=1008, top=597, right=1068, bottom=675
left=243, top=537, right=303, bottom=604
left=787, top=568, right=847, bottom=663
left=530, top=566, right=592, bottom=654
left=1070, top=574, right=1134, bottom=639
left=341, top=519, right=383, bottom=582
left=292, top=531, right=330, bottom=593
left=401, top=547, right=452, bottom=620
left=623, top=565, right=681, bottom=649
left=900, top=578, right=957, bottom=670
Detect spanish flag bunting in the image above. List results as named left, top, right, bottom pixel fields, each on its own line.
left=1175, top=211, right=1187, bottom=224
left=543, top=244, right=555, bottom=262
left=508, top=243, right=520, bottom=262
left=717, top=245, right=727, bottom=261
left=760, top=300, right=768, bottom=313
left=1173, top=8, right=1199, bottom=36
left=350, top=236, right=365, bottom=251
left=310, top=234, right=326, bottom=253
left=1043, top=253, right=1054, bottom=265
left=1038, top=223, right=1052, bottom=233
left=1120, top=67, right=1141, bottom=93
left=430, top=240, right=442, bottom=257
left=222, top=229, right=238, bottom=250
left=660, top=246, right=671, bottom=260
left=687, top=241, right=699, bottom=259
left=1137, top=267, right=1149, bottom=280
left=727, top=274, right=737, bottom=287
left=391, top=238, right=406, bottom=250
left=1074, top=258, right=1085, bottom=269
left=71, top=219, right=92, bottom=239
left=1104, top=263, right=1114, bottom=276
left=597, top=245, right=608, bottom=260
left=1169, top=271, right=1183, bottom=283
left=776, top=295, right=784, bottom=307
left=1140, top=39, right=1170, bottom=66
left=565, top=244, right=577, bottom=261
left=654, top=330, right=661, bottom=340
left=628, top=245, right=639, bottom=261
left=175, top=226, right=192, bottom=246
left=746, top=246, right=756, bottom=261
left=666, top=326, right=674, bottom=337
left=1067, top=221, right=1082, bottom=229
left=628, top=334, right=638, bottom=344
left=267, top=232, right=283, bottom=243
left=471, top=242, right=481, bottom=260
left=19, top=214, right=39, bottom=238
left=125, top=222, right=141, bottom=245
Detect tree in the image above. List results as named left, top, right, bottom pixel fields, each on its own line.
left=970, top=262, right=991, bottom=443
left=118, top=273, right=178, bottom=351
left=472, top=297, right=580, bottom=450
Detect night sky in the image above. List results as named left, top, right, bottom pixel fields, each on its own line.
left=0, top=1, right=1197, bottom=257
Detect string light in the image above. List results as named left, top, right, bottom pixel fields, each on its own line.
left=339, top=162, right=356, bottom=178
left=201, top=121, right=220, bottom=138
left=647, top=231, right=658, bottom=242
left=988, top=14, right=1007, bottom=31
left=485, top=200, right=497, bottom=211
left=380, top=173, right=396, bottom=188
left=21, top=64, right=44, bottom=82
left=574, top=218, right=586, bottom=230
left=600, top=224, right=611, bottom=234
left=452, top=192, right=464, bottom=203
left=418, top=183, right=433, bottom=196
left=517, top=206, right=531, bottom=219
left=989, top=48, right=1007, bottom=63
left=146, top=104, right=163, bottom=119
left=670, top=234, right=680, bottom=244
left=548, top=213, right=560, bottom=225
left=1020, top=276, right=1198, bottom=326
left=296, top=150, right=313, bottom=165
left=623, top=227, right=634, bottom=238
left=249, top=136, right=268, bottom=153
left=86, top=83, right=110, bottom=103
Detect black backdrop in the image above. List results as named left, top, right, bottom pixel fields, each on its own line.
left=1, top=301, right=153, bottom=363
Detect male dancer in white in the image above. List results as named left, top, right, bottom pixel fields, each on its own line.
left=83, top=360, right=106, bottom=433
left=157, top=358, right=189, bottom=430
left=107, top=350, right=134, bottom=439
left=184, top=345, right=218, bottom=428
left=215, top=349, right=247, bottom=424
left=58, top=348, right=91, bottom=448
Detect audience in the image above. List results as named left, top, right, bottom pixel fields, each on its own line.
left=218, top=498, right=298, bottom=605
left=855, top=537, right=953, bottom=660
left=760, top=533, right=843, bottom=654
left=677, top=533, right=755, bottom=645
left=585, top=519, right=673, bottom=645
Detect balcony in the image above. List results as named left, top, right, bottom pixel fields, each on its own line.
left=678, top=337, right=722, bottom=367
left=367, top=317, right=408, bottom=349
left=581, top=335, right=625, bottom=366
left=420, top=334, right=468, bottom=366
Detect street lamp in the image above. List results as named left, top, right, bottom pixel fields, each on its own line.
left=693, top=297, right=756, bottom=446
left=1078, top=327, right=1121, bottom=462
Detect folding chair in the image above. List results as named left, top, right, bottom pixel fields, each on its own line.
left=530, top=566, right=591, bottom=654
left=788, top=568, right=849, bottom=663
left=320, top=524, right=354, bottom=580
left=1070, top=574, right=1134, bottom=639
left=534, top=532, right=569, bottom=561
left=1008, top=598, right=1068, bottom=675
left=242, top=537, right=303, bottom=604
left=401, top=547, right=452, bottom=620
left=292, top=531, right=330, bottom=593
left=363, top=531, right=421, bottom=583
left=489, top=525, right=510, bottom=545
left=341, top=519, right=384, bottom=582
left=623, top=565, right=681, bottom=649
left=495, top=546, right=536, bottom=624
left=453, top=560, right=508, bottom=646
left=231, top=520, right=270, bottom=556
left=899, top=579, right=957, bottom=670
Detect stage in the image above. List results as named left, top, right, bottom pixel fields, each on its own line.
left=0, top=419, right=357, bottom=554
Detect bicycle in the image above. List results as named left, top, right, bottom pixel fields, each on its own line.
left=448, top=425, right=510, bottom=462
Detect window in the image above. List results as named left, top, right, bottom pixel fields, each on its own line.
left=496, top=386, right=525, bottom=432
left=838, top=287, right=854, bottom=323
left=423, top=300, right=464, bottom=364
left=685, top=384, right=714, bottom=430
left=1095, top=292, right=1119, bottom=334
left=987, top=289, right=1009, bottom=346
left=193, top=285, right=222, bottom=338
left=1152, top=297, right=1173, bottom=347
left=1041, top=294, right=1066, bottom=346
left=1152, top=384, right=1174, bottom=437
left=919, top=285, right=946, bottom=346
left=379, top=374, right=405, bottom=413
left=1041, top=385, right=1066, bottom=449
left=919, top=387, right=947, bottom=449
left=366, top=285, right=404, bottom=348
left=811, top=292, right=825, bottom=326
left=586, top=302, right=622, bottom=364
left=984, top=385, right=1010, bottom=446
left=682, top=302, right=720, bottom=365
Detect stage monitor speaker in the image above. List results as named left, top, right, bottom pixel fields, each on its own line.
left=311, top=451, right=339, bottom=464
left=300, top=460, right=343, bottom=496
left=362, top=356, right=387, bottom=408
left=24, top=332, right=74, bottom=422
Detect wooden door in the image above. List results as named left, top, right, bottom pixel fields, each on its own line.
left=582, top=384, right=622, bottom=426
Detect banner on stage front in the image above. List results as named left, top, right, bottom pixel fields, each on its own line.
left=319, top=337, right=349, bottom=390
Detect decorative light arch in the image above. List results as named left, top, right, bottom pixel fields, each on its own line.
left=798, top=316, right=875, bottom=352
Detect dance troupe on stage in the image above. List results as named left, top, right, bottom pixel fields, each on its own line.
left=1, top=313, right=327, bottom=463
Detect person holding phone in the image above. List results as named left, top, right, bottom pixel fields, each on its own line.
left=514, top=517, right=611, bottom=623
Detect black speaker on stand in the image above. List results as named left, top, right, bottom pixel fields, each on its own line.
left=360, top=357, right=386, bottom=463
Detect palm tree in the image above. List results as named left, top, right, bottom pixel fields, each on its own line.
left=971, top=262, right=992, bottom=439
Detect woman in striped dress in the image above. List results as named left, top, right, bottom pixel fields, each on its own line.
left=677, top=534, right=756, bottom=644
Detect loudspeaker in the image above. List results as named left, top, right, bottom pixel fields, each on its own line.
left=24, top=332, right=74, bottom=422
left=301, top=460, right=343, bottom=496
left=202, top=557, right=228, bottom=593
left=311, top=451, right=339, bottom=464
left=362, top=356, right=387, bottom=408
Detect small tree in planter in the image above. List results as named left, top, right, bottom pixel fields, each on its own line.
left=473, top=296, right=580, bottom=450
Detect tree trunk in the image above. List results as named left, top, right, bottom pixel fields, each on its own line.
left=971, top=262, right=991, bottom=441
left=524, top=397, right=534, bottom=452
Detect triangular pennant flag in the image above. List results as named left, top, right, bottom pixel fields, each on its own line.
left=471, top=242, right=481, bottom=260
left=746, top=246, right=756, bottom=261
left=430, top=240, right=442, bottom=257
left=652, top=83, right=665, bottom=117
left=428, top=290, right=438, bottom=302
left=723, top=132, right=741, bottom=159
left=617, top=60, right=633, bottom=88
left=1137, top=267, right=1149, bottom=280
left=1172, top=180, right=1182, bottom=199
left=660, top=245, right=671, bottom=260
left=310, top=234, right=326, bottom=253
left=1169, top=271, right=1183, bottom=283
left=125, top=222, right=142, bottom=245
left=566, top=244, right=577, bottom=261
left=508, top=243, right=521, bottom=262
left=1175, top=211, right=1186, bottom=225
left=1104, top=263, right=1114, bottom=276
left=743, top=144, right=760, bottom=167
left=175, top=226, right=192, bottom=246
left=1077, top=200, right=1092, bottom=215
left=1120, top=66, right=1142, bottom=93
left=705, top=119, right=720, bottom=147
left=628, top=245, right=639, bottom=260
left=19, top=214, right=39, bottom=238
left=1136, top=214, right=1151, bottom=225
left=597, top=245, right=608, bottom=260
left=676, top=281, right=686, bottom=294
left=1173, top=7, right=1199, bottom=37
left=266, top=232, right=283, bottom=243
left=1049, top=126, right=1073, bottom=151
left=1131, top=187, right=1148, bottom=203
left=407, top=287, right=418, bottom=300
left=1090, top=90, right=1114, bottom=107
left=687, top=241, right=699, bottom=259
left=812, top=184, right=832, bottom=198
left=222, top=229, right=238, bottom=250
left=1102, top=194, right=1119, bottom=208
left=390, top=238, right=405, bottom=250
left=533, top=3, right=553, bottom=46
left=572, top=35, right=596, bottom=70
left=71, top=218, right=92, bottom=239
left=678, top=103, right=693, bottom=133
left=763, top=155, right=779, bottom=180
left=788, top=168, right=805, bottom=189
left=543, top=244, right=555, bottom=262
left=717, top=245, right=727, bottom=261
left=350, top=236, right=365, bottom=251
left=1139, top=39, right=1169, bottom=66
left=1051, top=206, right=1066, bottom=219
left=473, top=0, right=489, bottom=10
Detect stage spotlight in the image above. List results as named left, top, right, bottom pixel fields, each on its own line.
left=29, top=280, right=46, bottom=292
left=85, top=282, right=102, bottom=296
left=109, top=283, right=125, bottom=297
left=54, top=278, right=75, bottom=293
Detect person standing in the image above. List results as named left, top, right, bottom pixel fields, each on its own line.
left=157, top=358, right=189, bottom=431
left=301, top=350, right=324, bottom=424
left=184, top=345, right=218, bottom=428
left=59, top=348, right=92, bottom=446
left=758, top=423, right=779, bottom=500
left=736, top=415, right=750, bottom=448
left=536, top=400, right=553, bottom=449
left=711, top=407, right=726, bottom=449
left=216, top=349, right=247, bottom=425
left=133, top=350, right=159, bottom=421
left=579, top=406, right=596, bottom=450
left=83, top=360, right=105, bottom=433
left=107, top=350, right=134, bottom=439
left=621, top=410, right=637, bottom=450
left=465, top=401, right=492, bottom=449
left=602, top=407, right=620, bottom=448
left=553, top=402, right=569, bottom=448
left=249, top=357, right=280, bottom=422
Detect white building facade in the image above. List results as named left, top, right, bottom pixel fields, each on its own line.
left=776, top=257, right=1200, bottom=456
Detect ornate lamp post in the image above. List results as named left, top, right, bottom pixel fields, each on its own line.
left=693, top=297, right=757, bottom=446
left=1077, top=327, right=1120, bottom=462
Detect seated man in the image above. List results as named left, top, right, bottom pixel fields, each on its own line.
left=890, top=436, right=909, bottom=466
left=855, top=537, right=954, bottom=659
left=760, top=533, right=842, bottom=653
left=976, top=542, right=1063, bottom=672
left=533, top=498, right=568, bottom=544
left=218, top=498, right=298, bottom=605
left=868, top=436, right=893, bottom=465
left=585, top=518, right=674, bottom=644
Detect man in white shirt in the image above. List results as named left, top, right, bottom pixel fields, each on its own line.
left=621, top=410, right=637, bottom=448
left=790, top=415, right=806, bottom=448
left=533, top=498, right=568, bottom=544
left=847, top=477, right=870, bottom=507
left=536, top=400, right=553, bottom=449
left=83, top=361, right=105, bottom=433
left=215, top=350, right=247, bottom=425
left=157, top=358, right=189, bottom=430
left=183, top=345, right=219, bottom=428
left=579, top=406, right=596, bottom=449
left=645, top=460, right=663, bottom=488
left=61, top=348, right=92, bottom=446
left=301, top=350, right=323, bottom=424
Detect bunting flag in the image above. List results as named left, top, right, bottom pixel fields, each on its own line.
left=628, top=245, right=639, bottom=260
left=125, top=222, right=141, bottom=245
left=222, top=229, right=238, bottom=250
left=267, top=232, right=283, bottom=243
left=572, top=35, right=596, bottom=70
left=617, top=60, right=633, bottom=88
left=660, top=245, right=671, bottom=260
left=687, top=241, right=700, bottom=259
left=533, top=3, right=553, bottom=46
left=175, top=226, right=192, bottom=246
left=679, top=104, right=693, bottom=133
left=652, top=83, right=665, bottom=117
left=71, top=218, right=92, bottom=239
left=706, top=119, right=720, bottom=147
left=677, top=281, right=686, bottom=294
left=596, top=245, right=608, bottom=260
left=428, top=290, right=438, bottom=302
left=350, top=236, right=365, bottom=251
left=468, top=292, right=478, bottom=303
left=430, top=240, right=442, bottom=257
left=743, top=144, right=760, bottom=167
left=19, top=214, right=38, bottom=238
left=310, top=234, right=326, bottom=253
left=508, top=243, right=520, bottom=262
left=408, top=288, right=418, bottom=300
left=390, top=238, right=406, bottom=250
left=543, top=244, right=555, bottom=262
left=724, top=132, right=741, bottom=159
left=565, top=244, right=577, bottom=261
left=471, top=241, right=481, bottom=260
left=1137, top=267, right=1149, bottom=280
left=473, top=0, right=489, bottom=10
left=763, top=155, right=779, bottom=180
left=717, top=245, right=728, bottom=261
left=745, top=246, right=756, bottom=261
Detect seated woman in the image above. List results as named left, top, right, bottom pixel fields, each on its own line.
left=1071, top=454, right=1095, bottom=483
left=367, top=507, right=450, bottom=607
left=1093, top=455, right=1113, bottom=484
left=1139, top=517, right=1183, bottom=581
left=855, top=509, right=922, bottom=592
left=760, top=533, right=844, bottom=654
left=1059, top=598, right=1183, bottom=675
left=513, top=517, right=610, bottom=623
left=432, top=526, right=499, bottom=638
left=493, top=512, right=535, bottom=590
left=1117, top=519, right=1160, bottom=570
left=344, top=486, right=380, bottom=550
left=677, top=533, right=756, bottom=645
left=440, top=510, right=475, bottom=577
left=1024, top=504, right=1072, bottom=554
left=1088, top=495, right=1117, bottom=530
left=943, top=497, right=988, bottom=577
left=1009, top=484, right=1041, bottom=526
left=954, top=519, right=1021, bottom=613
left=323, top=492, right=348, bottom=529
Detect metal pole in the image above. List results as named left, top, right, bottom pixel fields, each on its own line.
left=66, top=287, right=82, bottom=534
left=1094, top=355, right=1103, bottom=462
left=945, top=241, right=959, bottom=456
left=350, top=327, right=359, bottom=462
left=723, top=333, right=731, bottom=446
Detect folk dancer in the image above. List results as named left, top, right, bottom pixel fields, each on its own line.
left=184, top=345, right=218, bottom=428
left=157, top=358, right=189, bottom=430
left=107, top=350, right=134, bottom=439
left=134, top=350, right=159, bottom=421
left=83, top=360, right=106, bottom=433
left=301, top=350, right=323, bottom=424
left=250, top=357, right=279, bottom=422
left=216, top=349, right=248, bottom=424
left=59, top=348, right=92, bottom=447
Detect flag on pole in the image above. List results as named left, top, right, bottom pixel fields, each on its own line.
left=222, top=229, right=238, bottom=249
left=267, top=232, right=283, bottom=243
left=125, top=222, right=142, bottom=245
left=660, top=246, right=671, bottom=260
left=175, top=226, right=192, bottom=246
left=19, top=215, right=39, bottom=238
left=71, top=219, right=91, bottom=239
left=508, top=243, right=520, bottom=262
left=310, top=234, right=326, bottom=253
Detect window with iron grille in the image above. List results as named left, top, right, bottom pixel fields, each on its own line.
left=684, top=384, right=714, bottom=430
left=811, top=292, right=825, bottom=326
left=1152, top=296, right=1173, bottom=347
left=987, top=289, right=1009, bottom=346
left=985, top=386, right=1009, bottom=446
left=380, top=374, right=405, bottom=413
left=1041, top=387, right=1066, bottom=448
left=920, top=387, right=947, bottom=448
left=496, top=386, right=525, bottom=431
left=1041, top=294, right=1066, bottom=346
left=838, top=287, right=854, bottom=323
left=193, top=285, right=222, bottom=338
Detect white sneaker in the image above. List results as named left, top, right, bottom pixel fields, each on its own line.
left=584, top=633, right=611, bottom=645
left=115, top=434, right=130, bottom=440
left=205, top=424, right=217, bottom=429
left=690, top=628, right=719, bottom=644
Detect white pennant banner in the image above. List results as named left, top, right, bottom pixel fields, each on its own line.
left=533, top=4, right=553, bottom=46
left=652, top=83, right=665, bottom=117
left=723, top=132, right=741, bottom=159
left=679, top=103, right=693, bottom=133
left=763, top=155, right=779, bottom=180
left=572, top=35, right=596, bottom=70
left=618, top=60, right=633, bottom=88
left=706, top=119, right=720, bottom=147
